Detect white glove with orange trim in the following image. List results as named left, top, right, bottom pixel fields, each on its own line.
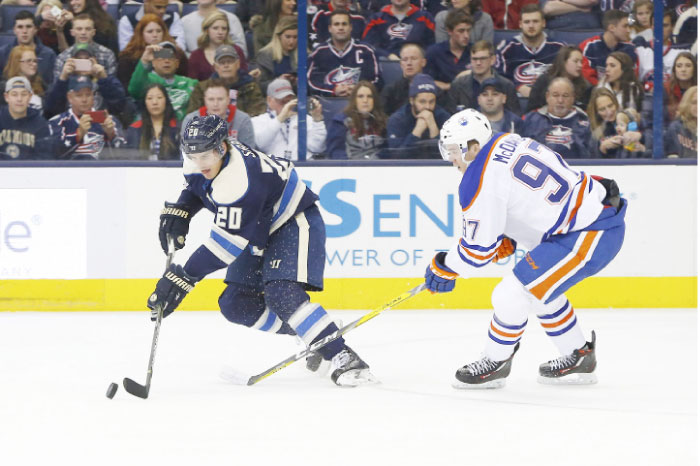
left=424, top=252, right=459, bottom=293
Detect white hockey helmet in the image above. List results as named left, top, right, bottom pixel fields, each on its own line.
left=438, top=109, right=493, bottom=163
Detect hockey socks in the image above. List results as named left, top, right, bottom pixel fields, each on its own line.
left=537, top=298, right=585, bottom=356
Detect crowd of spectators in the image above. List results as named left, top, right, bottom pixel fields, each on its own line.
left=0, top=0, right=696, bottom=161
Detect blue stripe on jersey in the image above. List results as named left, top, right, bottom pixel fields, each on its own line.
left=294, top=305, right=326, bottom=337
left=459, top=235, right=504, bottom=253
left=538, top=301, right=569, bottom=319
left=543, top=174, right=582, bottom=241
left=457, top=247, right=490, bottom=268
left=545, top=316, right=578, bottom=337
left=271, top=169, right=299, bottom=224
left=488, top=331, right=520, bottom=345
left=210, top=230, right=244, bottom=257
left=493, top=315, right=528, bottom=330
left=258, top=310, right=278, bottom=332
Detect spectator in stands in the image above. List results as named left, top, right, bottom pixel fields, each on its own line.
left=308, top=10, right=381, bottom=96
left=425, top=9, right=473, bottom=91
left=435, top=0, right=493, bottom=44
left=128, top=41, right=197, bottom=121
left=612, top=108, right=647, bottom=157
left=482, top=0, right=539, bottom=30
left=0, top=77, right=53, bottom=160
left=117, top=14, right=188, bottom=91
left=665, top=52, right=696, bottom=120
left=187, top=11, right=245, bottom=81
left=118, top=0, right=186, bottom=51
left=36, top=0, right=71, bottom=54
left=310, top=0, right=366, bottom=49
left=46, top=42, right=126, bottom=118
left=580, top=9, right=637, bottom=86
left=253, top=0, right=297, bottom=55
left=49, top=74, right=126, bottom=159
left=235, top=0, right=264, bottom=31
left=0, top=11, right=56, bottom=86
left=380, top=42, right=426, bottom=115
left=254, top=16, right=298, bottom=93
left=542, top=0, right=601, bottom=30
left=53, top=14, right=117, bottom=82
left=522, top=76, right=592, bottom=158
left=446, top=40, right=521, bottom=114
left=2, top=45, right=46, bottom=112
left=630, top=0, right=653, bottom=44
left=327, top=80, right=387, bottom=159
left=187, top=44, right=265, bottom=116
left=362, top=0, right=435, bottom=60
left=587, top=86, right=620, bottom=157
left=527, top=45, right=592, bottom=112
left=181, top=0, right=247, bottom=56
left=666, top=85, right=697, bottom=158
left=597, top=51, right=643, bottom=112
left=251, top=78, right=326, bottom=160
left=126, top=82, right=180, bottom=160
left=636, top=9, right=688, bottom=88
left=386, top=73, right=450, bottom=158
left=181, top=78, right=255, bottom=148
left=673, top=1, right=697, bottom=50
left=496, top=4, right=563, bottom=98
left=477, top=77, right=523, bottom=133
left=64, top=0, right=118, bottom=54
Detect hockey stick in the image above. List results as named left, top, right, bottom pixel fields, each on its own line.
left=123, top=236, right=175, bottom=399
left=246, top=283, right=427, bottom=386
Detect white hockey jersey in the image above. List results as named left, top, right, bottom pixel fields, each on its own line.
left=444, top=132, right=606, bottom=277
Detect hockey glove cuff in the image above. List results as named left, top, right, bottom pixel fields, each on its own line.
left=425, top=252, right=459, bottom=293
left=148, top=264, right=198, bottom=320
left=159, top=202, right=193, bottom=254
left=492, top=237, right=517, bottom=262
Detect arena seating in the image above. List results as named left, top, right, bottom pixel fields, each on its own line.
left=0, top=32, right=14, bottom=48
left=319, top=96, right=349, bottom=128
left=0, top=5, right=35, bottom=32
left=379, top=58, right=402, bottom=87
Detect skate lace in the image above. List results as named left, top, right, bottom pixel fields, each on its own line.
left=332, top=350, right=351, bottom=369
left=548, top=353, right=577, bottom=370
left=466, top=356, right=498, bottom=375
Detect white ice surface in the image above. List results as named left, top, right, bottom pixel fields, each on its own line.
left=0, top=308, right=696, bottom=466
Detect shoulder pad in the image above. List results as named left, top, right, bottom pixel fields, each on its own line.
left=211, top=150, right=249, bottom=204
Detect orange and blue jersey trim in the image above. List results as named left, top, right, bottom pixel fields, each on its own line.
left=488, top=315, right=527, bottom=345
left=458, top=133, right=509, bottom=212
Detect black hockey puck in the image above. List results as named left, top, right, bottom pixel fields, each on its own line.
left=106, top=382, right=118, bottom=399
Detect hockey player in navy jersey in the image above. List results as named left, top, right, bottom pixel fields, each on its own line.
left=148, top=115, right=377, bottom=387
left=308, top=10, right=381, bottom=96
left=424, top=108, right=627, bottom=388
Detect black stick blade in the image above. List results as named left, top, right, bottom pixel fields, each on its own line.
left=123, top=378, right=149, bottom=399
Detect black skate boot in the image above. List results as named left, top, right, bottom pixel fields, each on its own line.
left=453, top=343, right=520, bottom=389
left=306, top=351, right=328, bottom=374
left=330, top=346, right=378, bottom=387
left=538, top=331, right=597, bottom=385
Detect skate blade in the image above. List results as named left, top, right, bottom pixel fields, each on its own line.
left=537, top=372, right=598, bottom=385
left=334, top=369, right=379, bottom=387
left=452, top=378, right=506, bottom=390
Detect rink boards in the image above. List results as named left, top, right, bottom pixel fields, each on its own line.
left=0, top=163, right=695, bottom=310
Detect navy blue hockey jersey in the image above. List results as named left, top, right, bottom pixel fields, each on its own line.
left=521, top=106, right=592, bottom=159
left=496, top=34, right=564, bottom=90
left=580, top=35, right=638, bottom=85
left=362, top=4, right=435, bottom=58
left=48, top=109, right=126, bottom=160
left=307, top=39, right=381, bottom=95
left=177, top=139, right=318, bottom=279
left=310, top=7, right=366, bottom=49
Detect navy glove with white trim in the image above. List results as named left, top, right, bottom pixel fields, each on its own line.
left=148, top=263, right=198, bottom=320
left=159, top=202, right=192, bottom=254
left=424, top=252, right=459, bottom=293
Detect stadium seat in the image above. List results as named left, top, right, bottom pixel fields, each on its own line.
left=548, top=29, right=603, bottom=46
left=493, top=29, right=520, bottom=48
left=518, top=96, right=529, bottom=115
left=1, top=5, right=35, bottom=32
left=182, top=3, right=237, bottom=17
left=120, top=3, right=179, bottom=19
left=106, top=4, right=119, bottom=22
left=379, top=58, right=402, bottom=87
left=0, top=32, right=15, bottom=48
left=319, top=96, right=349, bottom=128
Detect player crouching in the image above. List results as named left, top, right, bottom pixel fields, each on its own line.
left=149, top=115, right=376, bottom=387
left=424, top=109, right=627, bottom=388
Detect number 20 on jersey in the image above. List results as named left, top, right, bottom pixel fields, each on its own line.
left=215, top=206, right=242, bottom=229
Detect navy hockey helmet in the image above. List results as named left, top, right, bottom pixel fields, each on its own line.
left=181, top=115, right=228, bottom=158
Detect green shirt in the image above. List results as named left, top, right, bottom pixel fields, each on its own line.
left=128, top=61, right=197, bottom=122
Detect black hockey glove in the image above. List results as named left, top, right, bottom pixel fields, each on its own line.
left=147, top=264, right=198, bottom=320
left=159, top=202, right=193, bottom=254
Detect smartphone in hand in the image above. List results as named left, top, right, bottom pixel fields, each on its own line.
left=86, top=110, right=107, bottom=124
left=74, top=59, right=92, bottom=72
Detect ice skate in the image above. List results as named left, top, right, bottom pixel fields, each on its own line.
left=453, top=343, right=519, bottom=389
left=330, top=346, right=378, bottom=387
left=305, top=351, right=330, bottom=375
left=538, top=331, right=597, bottom=385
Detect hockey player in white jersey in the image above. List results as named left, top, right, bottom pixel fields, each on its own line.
left=424, top=109, right=627, bottom=388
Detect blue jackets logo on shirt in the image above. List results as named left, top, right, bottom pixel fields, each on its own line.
left=325, top=66, right=362, bottom=86
left=388, top=23, right=413, bottom=40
